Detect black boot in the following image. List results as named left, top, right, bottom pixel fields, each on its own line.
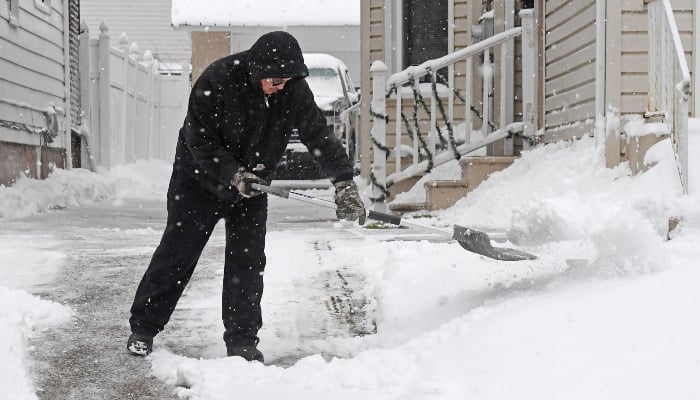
left=127, top=333, right=153, bottom=356
left=227, top=345, right=264, bottom=362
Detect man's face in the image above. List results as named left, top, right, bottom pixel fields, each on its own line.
left=260, top=77, right=292, bottom=95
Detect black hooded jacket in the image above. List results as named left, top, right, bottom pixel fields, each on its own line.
left=172, top=31, right=354, bottom=201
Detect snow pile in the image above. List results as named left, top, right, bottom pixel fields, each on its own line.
left=0, top=236, right=72, bottom=400
left=0, top=288, right=72, bottom=399
left=0, top=159, right=171, bottom=220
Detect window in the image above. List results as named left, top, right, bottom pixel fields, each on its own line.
left=9, top=0, right=20, bottom=26
left=402, top=0, right=448, bottom=69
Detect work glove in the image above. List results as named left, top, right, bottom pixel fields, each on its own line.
left=232, top=167, right=266, bottom=198
left=333, top=180, right=366, bottom=225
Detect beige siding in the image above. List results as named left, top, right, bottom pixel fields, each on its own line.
left=368, top=0, right=384, bottom=64
left=619, top=1, right=695, bottom=115
left=543, top=0, right=597, bottom=140
left=81, top=0, right=191, bottom=66
left=542, top=0, right=696, bottom=138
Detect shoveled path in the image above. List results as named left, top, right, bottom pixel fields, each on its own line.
left=5, top=194, right=370, bottom=399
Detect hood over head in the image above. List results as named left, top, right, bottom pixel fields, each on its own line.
left=247, top=31, right=309, bottom=83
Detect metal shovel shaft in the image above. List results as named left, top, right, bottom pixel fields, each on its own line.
left=251, top=183, right=536, bottom=261
left=251, top=183, right=454, bottom=237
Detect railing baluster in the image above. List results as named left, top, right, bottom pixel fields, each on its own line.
left=395, top=85, right=403, bottom=173
left=370, top=61, right=388, bottom=211
left=647, top=0, right=690, bottom=194
left=465, top=55, right=472, bottom=145
left=430, top=70, right=438, bottom=162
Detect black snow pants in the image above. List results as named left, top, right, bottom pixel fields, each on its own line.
left=129, top=174, right=267, bottom=349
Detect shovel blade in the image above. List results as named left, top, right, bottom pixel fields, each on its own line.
left=452, top=225, right=537, bottom=261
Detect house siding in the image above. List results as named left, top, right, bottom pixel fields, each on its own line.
left=0, top=0, right=66, bottom=141
left=618, top=0, right=695, bottom=115
left=542, top=0, right=696, bottom=142
left=81, top=0, right=191, bottom=67
left=543, top=0, right=597, bottom=141
left=0, top=0, right=68, bottom=185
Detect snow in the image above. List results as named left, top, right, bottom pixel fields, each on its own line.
left=1, top=119, right=700, bottom=399
left=171, top=0, right=360, bottom=28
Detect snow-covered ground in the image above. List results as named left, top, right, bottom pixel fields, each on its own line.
left=1, top=121, right=699, bottom=399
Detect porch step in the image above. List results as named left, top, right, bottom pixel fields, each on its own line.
left=459, top=156, right=517, bottom=184
left=425, top=180, right=470, bottom=210
left=388, top=156, right=518, bottom=215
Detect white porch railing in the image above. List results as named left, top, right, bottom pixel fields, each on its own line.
left=647, top=0, right=691, bottom=194
left=79, top=21, right=189, bottom=170
left=368, top=10, right=538, bottom=210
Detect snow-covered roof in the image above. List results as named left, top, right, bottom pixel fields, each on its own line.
left=171, top=0, right=360, bottom=28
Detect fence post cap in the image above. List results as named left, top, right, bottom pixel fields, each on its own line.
left=370, top=61, right=388, bottom=73
left=99, top=21, right=109, bottom=34
left=119, top=32, right=129, bottom=47
left=129, top=42, right=140, bottom=57
left=80, top=20, right=89, bottom=32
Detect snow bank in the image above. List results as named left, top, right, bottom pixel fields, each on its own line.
left=0, top=233, right=72, bottom=400
left=0, top=287, right=72, bottom=400
left=0, top=159, right=171, bottom=220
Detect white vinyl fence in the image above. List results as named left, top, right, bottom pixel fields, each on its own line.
left=647, top=0, right=691, bottom=194
left=79, top=21, right=189, bottom=170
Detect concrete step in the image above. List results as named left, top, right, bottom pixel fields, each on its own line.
left=459, top=156, right=517, bottom=187
left=425, top=180, right=470, bottom=210
left=388, top=156, right=518, bottom=216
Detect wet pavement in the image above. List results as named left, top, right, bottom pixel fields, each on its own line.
left=4, top=193, right=363, bottom=399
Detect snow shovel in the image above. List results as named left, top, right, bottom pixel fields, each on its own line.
left=251, top=183, right=537, bottom=262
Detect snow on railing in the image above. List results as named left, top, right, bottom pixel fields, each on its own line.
left=647, top=0, right=691, bottom=194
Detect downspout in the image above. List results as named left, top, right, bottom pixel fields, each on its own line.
left=63, top=0, right=73, bottom=170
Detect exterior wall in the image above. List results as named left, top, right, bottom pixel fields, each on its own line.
left=81, top=0, right=191, bottom=68
left=617, top=0, right=695, bottom=115
left=191, top=31, right=230, bottom=83
left=543, top=0, right=597, bottom=142
left=542, top=0, right=696, bottom=144
left=0, top=0, right=68, bottom=185
left=0, top=141, right=65, bottom=183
